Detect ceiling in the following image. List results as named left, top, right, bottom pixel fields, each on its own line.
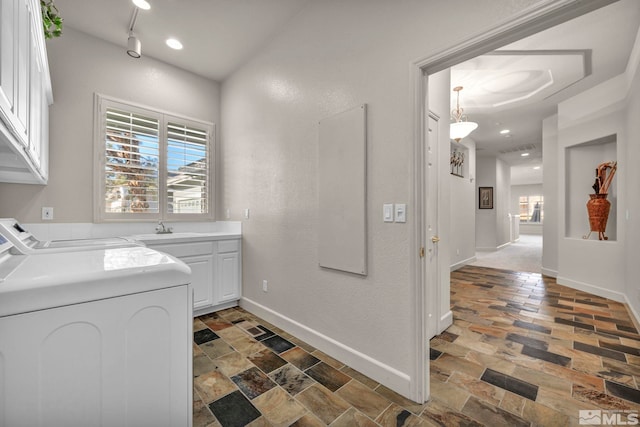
left=452, top=0, right=640, bottom=184
left=53, top=0, right=310, bottom=81
left=54, top=0, right=640, bottom=185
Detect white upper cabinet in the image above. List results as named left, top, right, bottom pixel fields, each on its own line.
left=0, top=0, right=52, bottom=184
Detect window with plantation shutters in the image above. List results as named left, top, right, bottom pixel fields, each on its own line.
left=167, top=122, right=209, bottom=214
left=104, top=108, right=160, bottom=214
left=95, top=95, right=214, bottom=221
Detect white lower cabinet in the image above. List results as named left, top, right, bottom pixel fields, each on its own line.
left=186, top=254, right=215, bottom=310
left=216, top=240, right=241, bottom=304
left=0, top=285, right=192, bottom=427
left=144, top=238, right=241, bottom=315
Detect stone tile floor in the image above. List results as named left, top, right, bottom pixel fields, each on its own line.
left=193, top=265, right=640, bottom=426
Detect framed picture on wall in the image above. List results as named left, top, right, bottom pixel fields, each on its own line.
left=479, top=187, right=493, bottom=209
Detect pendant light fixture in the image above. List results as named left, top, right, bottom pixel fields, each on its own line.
left=450, top=86, right=478, bottom=142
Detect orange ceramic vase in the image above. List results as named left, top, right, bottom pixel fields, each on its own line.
left=586, top=193, right=610, bottom=239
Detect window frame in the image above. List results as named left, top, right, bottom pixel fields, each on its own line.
left=94, top=94, right=215, bottom=222
left=518, top=194, right=543, bottom=224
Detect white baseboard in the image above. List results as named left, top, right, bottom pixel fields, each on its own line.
left=476, top=244, right=510, bottom=251
left=556, top=276, right=626, bottom=303
left=496, top=242, right=511, bottom=250
left=450, top=256, right=476, bottom=272
left=541, top=267, right=558, bottom=278
left=622, top=295, right=640, bottom=331
left=240, top=297, right=413, bottom=399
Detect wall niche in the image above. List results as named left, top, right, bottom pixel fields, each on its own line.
left=450, top=142, right=468, bottom=178
left=565, top=134, right=617, bottom=241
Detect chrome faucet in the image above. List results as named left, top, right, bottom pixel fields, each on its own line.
left=155, top=220, right=173, bottom=234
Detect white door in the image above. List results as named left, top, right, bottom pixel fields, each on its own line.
left=425, top=113, right=440, bottom=340
left=216, top=251, right=240, bottom=303
left=184, top=254, right=214, bottom=310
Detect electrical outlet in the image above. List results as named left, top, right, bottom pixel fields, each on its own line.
left=42, top=207, right=53, bottom=220
left=262, top=280, right=268, bottom=292
left=244, top=208, right=250, bottom=219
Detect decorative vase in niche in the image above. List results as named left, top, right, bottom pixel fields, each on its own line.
left=586, top=193, right=610, bottom=240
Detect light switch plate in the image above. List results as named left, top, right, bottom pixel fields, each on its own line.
left=395, top=204, right=406, bottom=223
left=383, top=204, right=394, bottom=222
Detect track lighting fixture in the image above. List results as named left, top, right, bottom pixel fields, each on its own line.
left=126, top=7, right=142, bottom=58
left=127, top=33, right=141, bottom=58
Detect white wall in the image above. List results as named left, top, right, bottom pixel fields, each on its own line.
left=220, top=0, right=540, bottom=399
left=542, top=115, right=559, bottom=276
left=625, top=30, right=640, bottom=321
left=476, top=156, right=497, bottom=249
left=557, top=74, right=627, bottom=303
left=450, top=139, right=476, bottom=270
left=475, top=156, right=511, bottom=250
left=0, top=27, right=221, bottom=223
left=511, top=184, right=543, bottom=235
left=496, top=158, right=511, bottom=246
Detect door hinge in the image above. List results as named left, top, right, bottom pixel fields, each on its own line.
left=420, top=247, right=425, bottom=258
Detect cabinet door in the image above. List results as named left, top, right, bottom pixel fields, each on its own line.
left=183, top=254, right=214, bottom=310
left=13, top=0, right=30, bottom=146
left=144, top=242, right=215, bottom=312
left=28, top=19, right=43, bottom=168
left=0, top=0, right=16, bottom=117
left=216, top=251, right=240, bottom=303
left=0, top=286, right=192, bottom=427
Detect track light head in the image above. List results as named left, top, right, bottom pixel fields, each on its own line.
left=127, top=34, right=141, bottom=58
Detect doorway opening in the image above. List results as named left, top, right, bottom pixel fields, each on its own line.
left=411, top=0, right=622, bottom=403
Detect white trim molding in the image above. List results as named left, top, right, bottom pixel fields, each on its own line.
left=556, top=276, right=626, bottom=303
left=450, top=256, right=477, bottom=272
left=411, top=0, right=617, bottom=404
left=240, top=297, right=413, bottom=399
left=541, top=267, right=558, bottom=278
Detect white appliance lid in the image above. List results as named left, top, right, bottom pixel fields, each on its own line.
left=0, top=246, right=191, bottom=317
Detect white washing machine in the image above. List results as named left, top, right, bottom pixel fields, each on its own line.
left=0, top=218, right=143, bottom=254
left=0, top=232, right=193, bottom=426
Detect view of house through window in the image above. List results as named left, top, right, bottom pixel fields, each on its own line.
left=104, top=108, right=161, bottom=214
left=97, top=95, right=213, bottom=220
left=519, top=195, right=543, bottom=223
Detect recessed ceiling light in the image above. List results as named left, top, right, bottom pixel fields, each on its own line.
left=132, top=0, right=150, bottom=10
left=500, top=129, right=510, bottom=135
left=166, top=38, right=183, bottom=50
left=521, top=152, right=530, bottom=157
left=533, top=166, right=541, bottom=170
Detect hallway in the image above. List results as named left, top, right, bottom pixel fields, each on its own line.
left=192, top=266, right=640, bottom=426
left=471, top=234, right=542, bottom=274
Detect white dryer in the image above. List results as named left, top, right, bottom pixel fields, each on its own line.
left=0, top=218, right=142, bottom=253
left=0, top=233, right=193, bottom=426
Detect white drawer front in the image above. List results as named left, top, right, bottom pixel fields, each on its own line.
left=217, top=239, right=240, bottom=253
left=149, top=241, right=214, bottom=257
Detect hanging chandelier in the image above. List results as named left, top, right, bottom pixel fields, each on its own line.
left=450, top=86, right=478, bottom=142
